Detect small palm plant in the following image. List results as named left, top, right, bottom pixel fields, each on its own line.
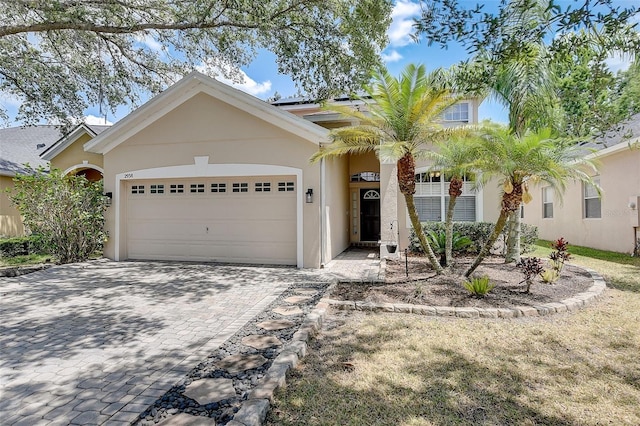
left=427, top=230, right=472, bottom=266
left=463, top=276, right=495, bottom=297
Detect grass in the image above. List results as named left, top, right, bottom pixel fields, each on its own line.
left=266, top=243, right=640, bottom=426
left=0, top=253, right=53, bottom=267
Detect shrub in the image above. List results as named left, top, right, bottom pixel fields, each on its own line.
left=410, top=222, right=538, bottom=255
left=8, top=167, right=108, bottom=264
left=426, top=230, right=473, bottom=266
left=549, top=237, right=571, bottom=273
left=463, top=276, right=495, bottom=297
left=540, top=268, right=559, bottom=283
left=516, top=257, right=544, bottom=293
left=0, top=235, right=47, bottom=257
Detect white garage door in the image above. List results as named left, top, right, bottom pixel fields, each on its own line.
left=125, top=176, right=297, bottom=265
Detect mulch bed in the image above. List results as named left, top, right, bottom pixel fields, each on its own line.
left=329, top=255, right=594, bottom=309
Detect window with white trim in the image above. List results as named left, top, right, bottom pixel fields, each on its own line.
left=190, top=183, right=205, bottom=193
left=278, top=181, right=295, bottom=192
left=443, top=103, right=469, bottom=122
left=584, top=178, right=601, bottom=218
left=350, top=172, right=380, bottom=182
left=211, top=183, right=226, bottom=193
left=131, top=185, right=145, bottom=194
left=543, top=186, right=554, bottom=218
left=445, top=196, right=476, bottom=221
left=170, top=184, right=184, bottom=194
left=150, top=184, right=164, bottom=194
left=413, top=172, right=477, bottom=222
left=232, top=182, right=248, bottom=193
left=255, top=182, right=271, bottom=192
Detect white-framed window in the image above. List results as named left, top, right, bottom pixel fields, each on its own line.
left=190, top=183, right=205, bottom=193
left=211, top=183, right=226, bottom=193
left=150, top=184, right=164, bottom=194
left=584, top=177, right=601, bottom=219
left=413, top=172, right=477, bottom=222
left=232, top=182, right=248, bottom=193
left=255, top=182, right=271, bottom=192
left=170, top=184, right=184, bottom=194
left=278, top=181, right=295, bottom=192
left=443, top=103, right=469, bottom=122
left=131, top=185, right=145, bottom=194
left=350, top=172, right=380, bottom=182
left=543, top=186, right=554, bottom=218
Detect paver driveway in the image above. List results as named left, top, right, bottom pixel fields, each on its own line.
left=0, top=259, right=322, bottom=425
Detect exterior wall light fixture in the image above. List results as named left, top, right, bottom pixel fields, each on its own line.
left=306, top=188, right=313, bottom=203
left=105, top=192, right=113, bottom=207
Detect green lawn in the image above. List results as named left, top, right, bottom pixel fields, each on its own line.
left=267, top=243, right=640, bottom=426
left=0, top=253, right=53, bottom=267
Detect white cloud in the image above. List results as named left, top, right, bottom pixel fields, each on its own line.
left=84, top=114, right=113, bottom=126
left=135, top=33, right=163, bottom=52
left=381, top=50, right=403, bottom=63
left=0, top=91, right=22, bottom=108
left=388, top=0, right=421, bottom=47
left=605, top=53, right=634, bottom=73
left=215, top=71, right=272, bottom=97
left=196, top=62, right=272, bottom=97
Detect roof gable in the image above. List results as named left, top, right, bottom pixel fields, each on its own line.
left=85, top=72, right=328, bottom=154
left=41, top=123, right=110, bottom=161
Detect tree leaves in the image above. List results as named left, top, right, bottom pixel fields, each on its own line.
left=0, top=0, right=392, bottom=127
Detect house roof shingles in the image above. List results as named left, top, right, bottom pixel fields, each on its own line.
left=0, top=125, right=62, bottom=176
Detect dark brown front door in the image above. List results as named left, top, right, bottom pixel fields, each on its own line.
left=360, top=189, right=380, bottom=242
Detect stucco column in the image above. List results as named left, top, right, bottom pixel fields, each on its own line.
left=380, top=161, right=400, bottom=258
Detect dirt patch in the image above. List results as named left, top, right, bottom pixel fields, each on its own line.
left=329, top=255, right=594, bottom=309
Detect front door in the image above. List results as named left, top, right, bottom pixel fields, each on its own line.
left=360, top=189, right=380, bottom=242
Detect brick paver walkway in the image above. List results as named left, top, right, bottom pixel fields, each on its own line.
left=0, top=260, right=324, bottom=425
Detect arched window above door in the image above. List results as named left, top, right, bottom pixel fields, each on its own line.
left=362, top=189, right=380, bottom=200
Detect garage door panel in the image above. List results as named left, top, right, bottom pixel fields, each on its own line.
left=126, top=177, right=297, bottom=265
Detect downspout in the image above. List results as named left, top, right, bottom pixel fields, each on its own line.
left=320, top=157, right=327, bottom=267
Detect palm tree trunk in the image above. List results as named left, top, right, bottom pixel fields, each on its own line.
left=405, top=193, right=444, bottom=274
left=505, top=208, right=521, bottom=263
left=465, top=210, right=509, bottom=277
left=397, top=153, right=443, bottom=274
left=445, top=177, right=463, bottom=268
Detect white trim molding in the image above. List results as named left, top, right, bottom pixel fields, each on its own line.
left=112, top=157, right=304, bottom=268
left=63, top=162, right=104, bottom=176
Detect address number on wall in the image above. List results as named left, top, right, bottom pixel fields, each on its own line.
left=124, top=173, right=134, bottom=179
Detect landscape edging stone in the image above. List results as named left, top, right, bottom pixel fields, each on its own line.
left=321, top=266, right=606, bottom=318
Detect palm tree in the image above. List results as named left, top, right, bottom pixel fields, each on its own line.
left=423, top=135, right=479, bottom=267
left=464, top=125, right=598, bottom=277
left=311, top=64, right=467, bottom=274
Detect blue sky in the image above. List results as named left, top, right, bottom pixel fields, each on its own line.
left=3, top=0, right=636, bottom=127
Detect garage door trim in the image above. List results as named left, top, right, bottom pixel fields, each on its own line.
left=112, top=157, right=304, bottom=267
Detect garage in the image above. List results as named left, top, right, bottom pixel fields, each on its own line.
left=125, top=175, right=297, bottom=265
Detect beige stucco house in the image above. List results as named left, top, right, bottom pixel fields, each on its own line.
left=41, top=123, right=109, bottom=182
left=523, top=115, right=640, bottom=254
left=0, top=126, right=61, bottom=237
left=81, top=71, right=491, bottom=267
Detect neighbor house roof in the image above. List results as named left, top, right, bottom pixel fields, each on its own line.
left=85, top=71, right=329, bottom=155
left=0, top=125, right=62, bottom=177
left=41, top=123, right=110, bottom=161
left=580, top=112, right=640, bottom=151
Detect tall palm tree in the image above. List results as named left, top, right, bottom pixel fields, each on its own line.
left=464, top=125, right=598, bottom=277
left=423, top=135, right=479, bottom=267
left=311, top=64, right=466, bottom=274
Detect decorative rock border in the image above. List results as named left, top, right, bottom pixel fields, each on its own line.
left=0, top=263, right=52, bottom=277
left=321, top=266, right=607, bottom=319
left=227, top=302, right=329, bottom=426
